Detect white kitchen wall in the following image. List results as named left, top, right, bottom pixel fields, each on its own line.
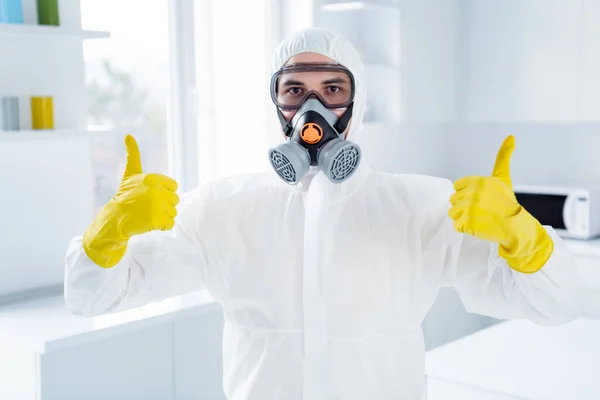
left=361, top=0, right=600, bottom=186
left=358, top=123, right=453, bottom=176
left=464, top=0, right=581, bottom=122
left=449, top=0, right=600, bottom=185
left=474, top=0, right=594, bottom=180
left=361, top=121, right=600, bottom=185
left=443, top=123, right=600, bottom=184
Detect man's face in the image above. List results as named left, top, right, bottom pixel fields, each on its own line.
left=277, top=53, right=351, bottom=134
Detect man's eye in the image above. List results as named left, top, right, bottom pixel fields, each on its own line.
left=287, top=87, right=303, bottom=95
left=327, top=86, right=341, bottom=93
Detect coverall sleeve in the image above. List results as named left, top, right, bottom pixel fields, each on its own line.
left=64, top=185, right=220, bottom=317
left=423, top=179, right=580, bottom=326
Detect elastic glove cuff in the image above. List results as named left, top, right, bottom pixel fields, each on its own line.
left=82, top=201, right=130, bottom=269
left=498, top=208, right=554, bottom=274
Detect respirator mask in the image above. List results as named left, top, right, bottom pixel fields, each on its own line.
left=268, top=63, right=362, bottom=185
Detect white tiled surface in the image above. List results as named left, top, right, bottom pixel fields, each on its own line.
left=0, top=291, right=218, bottom=354
left=426, top=318, right=600, bottom=400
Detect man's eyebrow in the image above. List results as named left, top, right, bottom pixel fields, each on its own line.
left=322, top=77, right=348, bottom=85
left=280, top=78, right=305, bottom=87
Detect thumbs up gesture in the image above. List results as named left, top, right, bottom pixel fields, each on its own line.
left=448, top=135, right=520, bottom=247
left=116, top=135, right=180, bottom=236
left=448, top=135, right=553, bottom=273
left=83, top=135, right=180, bottom=268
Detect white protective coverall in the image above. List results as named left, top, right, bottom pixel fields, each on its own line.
left=65, top=27, right=579, bottom=400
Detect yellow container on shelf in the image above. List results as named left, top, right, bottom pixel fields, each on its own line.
left=31, top=96, right=54, bottom=129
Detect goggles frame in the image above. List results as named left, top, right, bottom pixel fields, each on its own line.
left=270, top=63, right=356, bottom=110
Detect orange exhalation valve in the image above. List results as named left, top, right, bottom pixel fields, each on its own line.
left=300, top=123, right=323, bottom=144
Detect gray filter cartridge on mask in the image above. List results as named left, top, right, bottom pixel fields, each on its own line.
left=269, top=141, right=311, bottom=185
left=269, top=99, right=361, bottom=185
left=317, top=138, right=361, bottom=183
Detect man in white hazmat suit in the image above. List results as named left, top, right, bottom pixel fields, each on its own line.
left=65, top=27, right=579, bottom=399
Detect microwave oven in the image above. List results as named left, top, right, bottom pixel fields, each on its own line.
left=513, top=185, right=600, bottom=240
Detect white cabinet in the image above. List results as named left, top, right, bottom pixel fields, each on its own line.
left=317, top=2, right=401, bottom=67
left=0, top=346, right=38, bottom=400
left=574, top=255, right=600, bottom=319
left=173, top=311, right=226, bottom=400
left=0, top=298, right=226, bottom=400
left=422, top=287, right=498, bottom=350
left=401, top=0, right=461, bottom=123
left=0, top=324, right=174, bottom=400
left=40, top=324, right=174, bottom=400
left=314, top=0, right=403, bottom=123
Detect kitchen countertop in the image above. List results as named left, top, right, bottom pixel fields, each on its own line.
left=426, top=318, right=600, bottom=399
left=563, top=238, right=600, bottom=257
left=0, top=291, right=219, bottom=354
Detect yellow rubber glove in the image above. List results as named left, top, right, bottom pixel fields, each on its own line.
left=83, top=135, right=180, bottom=268
left=448, top=135, right=553, bottom=274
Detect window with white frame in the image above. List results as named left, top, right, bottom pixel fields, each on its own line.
left=83, top=0, right=277, bottom=202
left=193, top=0, right=275, bottom=184
left=81, top=0, right=172, bottom=212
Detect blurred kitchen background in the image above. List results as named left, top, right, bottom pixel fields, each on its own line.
left=1, top=0, right=599, bottom=399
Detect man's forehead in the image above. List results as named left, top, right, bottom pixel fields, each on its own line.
left=280, top=71, right=350, bottom=84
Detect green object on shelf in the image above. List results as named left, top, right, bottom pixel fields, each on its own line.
left=36, top=0, right=59, bottom=26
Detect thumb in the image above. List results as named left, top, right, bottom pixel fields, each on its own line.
left=491, top=135, right=515, bottom=190
left=123, top=134, right=143, bottom=178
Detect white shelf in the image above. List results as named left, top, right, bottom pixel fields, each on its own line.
left=0, top=23, right=110, bottom=40
left=0, top=129, right=119, bottom=141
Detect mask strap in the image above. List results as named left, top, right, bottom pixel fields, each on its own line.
left=333, top=102, right=354, bottom=134
left=277, top=108, right=294, bottom=137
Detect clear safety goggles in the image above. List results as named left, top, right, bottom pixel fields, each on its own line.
left=270, top=63, right=355, bottom=110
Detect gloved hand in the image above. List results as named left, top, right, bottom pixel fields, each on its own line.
left=448, top=135, right=553, bottom=273
left=83, top=135, right=180, bottom=268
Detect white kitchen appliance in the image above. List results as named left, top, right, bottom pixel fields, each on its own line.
left=513, top=185, right=600, bottom=240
